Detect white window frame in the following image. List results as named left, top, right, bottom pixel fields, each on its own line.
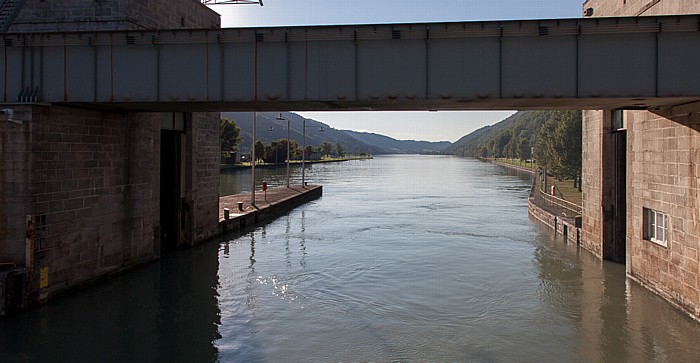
left=643, top=208, right=668, bottom=247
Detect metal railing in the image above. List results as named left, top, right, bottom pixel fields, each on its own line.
left=0, top=0, right=23, bottom=33
left=537, top=185, right=582, bottom=216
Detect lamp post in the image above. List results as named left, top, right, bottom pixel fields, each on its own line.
left=276, top=113, right=290, bottom=188
left=250, top=112, right=256, bottom=206
left=302, top=118, right=306, bottom=188
left=300, top=122, right=324, bottom=188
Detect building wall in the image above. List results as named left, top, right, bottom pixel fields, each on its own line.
left=0, top=106, right=32, bottom=265
left=188, top=112, right=221, bottom=244
left=0, top=106, right=159, bottom=300
left=2, top=0, right=222, bottom=304
left=626, top=103, right=700, bottom=318
left=581, top=109, right=605, bottom=258
left=10, top=0, right=220, bottom=32
left=582, top=0, right=700, bottom=319
left=583, top=0, right=700, bottom=17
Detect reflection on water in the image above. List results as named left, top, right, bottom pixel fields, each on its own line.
left=2, top=155, right=700, bottom=362
left=0, top=241, right=222, bottom=362
left=220, top=164, right=310, bottom=195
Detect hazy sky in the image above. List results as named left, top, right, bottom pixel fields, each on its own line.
left=208, top=0, right=584, bottom=142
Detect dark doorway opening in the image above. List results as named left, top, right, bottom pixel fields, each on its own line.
left=604, top=130, right=627, bottom=263
left=160, top=130, right=182, bottom=252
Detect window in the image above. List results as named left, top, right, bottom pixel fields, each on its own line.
left=612, top=109, right=625, bottom=131
left=161, top=112, right=186, bottom=132
left=643, top=208, right=668, bottom=246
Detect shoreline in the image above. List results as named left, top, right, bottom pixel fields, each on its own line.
left=220, top=156, right=373, bottom=171
left=488, top=158, right=581, bottom=244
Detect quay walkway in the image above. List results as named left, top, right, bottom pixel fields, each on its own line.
left=219, top=185, right=322, bottom=234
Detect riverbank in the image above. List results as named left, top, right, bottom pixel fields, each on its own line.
left=488, top=158, right=581, bottom=244
left=489, top=158, right=536, bottom=174
left=220, top=155, right=372, bottom=171
left=219, top=185, right=322, bottom=234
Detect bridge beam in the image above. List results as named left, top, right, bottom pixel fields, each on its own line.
left=2, top=15, right=700, bottom=111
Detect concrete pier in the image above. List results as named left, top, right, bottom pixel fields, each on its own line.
left=219, top=185, right=322, bottom=234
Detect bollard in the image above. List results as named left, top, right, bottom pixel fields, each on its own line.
left=237, top=202, right=243, bottom=211
left=224, top=208, right=230, bottom=220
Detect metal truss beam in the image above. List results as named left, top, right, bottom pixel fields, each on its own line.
left=2, top=15, right=700, bottom=112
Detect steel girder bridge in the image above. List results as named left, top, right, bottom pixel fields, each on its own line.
left=2, top=15, right=700, bottom=112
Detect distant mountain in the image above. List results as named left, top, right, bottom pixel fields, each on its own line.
left=344, top=130, right=451, bottom=154
left=223, top=112, right=452, bottom=155
left=222, top=112, right=380, bottom=154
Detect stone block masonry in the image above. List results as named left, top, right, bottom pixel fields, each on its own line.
left=10, top=0, right=220, bottom=32
left=219, top=186, right=323, bottom=235
left=626, top=103, right=700, bottom=320
left=0, top=105, right=222, bottom=306
left=189, top=112, right=221, bottom=244
left=0, top=106, right=31, bottom=265
left=582, top=0, right=700, bottom=321
left=0, top=105, right=160, bottom=301
left=1, top=0, right=224, bottom=311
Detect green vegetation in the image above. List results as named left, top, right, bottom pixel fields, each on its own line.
left=245, top=138, right=348, bottom=164
left=445, top=111, right=550, bottom=160
left=220, top=117, right=242, bottom=159
left=494, top=157, right=539, bottom=169
left=445, top=110, right=582, bottom=182
left=533, top=110, right=582, bottom=181
left=533, top=175, right=582, bottom=218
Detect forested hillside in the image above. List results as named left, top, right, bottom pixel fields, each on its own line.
left=345, top=130, right=451, bottom=154
left=225, top=112, right=452, bottom=155
left=442, top=111, right=550, bottom=159
left=442, top=110, right=582, bottom=180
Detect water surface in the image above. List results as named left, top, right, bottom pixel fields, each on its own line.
left=2, top=155, right=700, bottom=362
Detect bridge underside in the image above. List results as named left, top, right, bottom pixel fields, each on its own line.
left=3, top=14, right=700, bottom=111
left=57, top=97, right=700, bottom=113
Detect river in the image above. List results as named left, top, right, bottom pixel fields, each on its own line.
left=2, top=155, right=700, bottom=362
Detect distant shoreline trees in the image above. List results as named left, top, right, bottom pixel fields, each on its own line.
left=244, top=138, right=347, bottom=164
left=533, top=110, right=582, bottom=181
left=446, top=110, right=582, bottom=181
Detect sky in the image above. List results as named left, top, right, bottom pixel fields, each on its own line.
left=207, top=0, right=585, bottom=142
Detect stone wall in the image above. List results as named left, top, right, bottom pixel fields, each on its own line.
left=528, top=199, right=581, bottom=245
left=129, top=0, right=220, bottom=30
left=187, top=112, right=221, bottom=245
left=582, top=0, right=700, bottom=319
left=0, top=106, right=160, bottom=300
left=1, top=106, right=221, bottom=302
left=583, top=0, right=700, bottom=17
left=626, top=103, right=700, bottom=319
left=0, top=106, right=31, bottom=265
left=10, top=0, right=220, bottom=32
left=581, top=110, right=604, bottom=258
left=2, top=0, right=223, bottom=307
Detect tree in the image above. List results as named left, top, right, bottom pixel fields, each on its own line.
left=335, top=143, right=345, bottom=158
left=220, top=118, right=241, bottom=158
left=304, top=145, right=315, bottom=160
left=534, top=110, right=582, bottom=180
left=517, top=138, right=531, bottom=162
left=254, top=140, right=265, bottom=163
left=320, top=141, right=333, bottom=157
